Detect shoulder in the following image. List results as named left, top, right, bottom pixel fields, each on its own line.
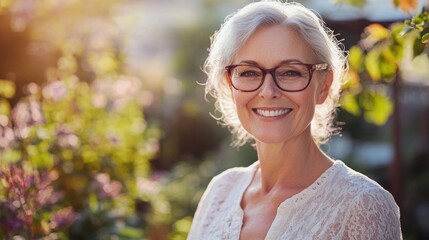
left=188, top=162, right=258, bottom=239
left=334, top=161, right=392, bottom=196
left=193, top=161, right=258, bottom=210
left=206, top=162, right=257, bottom=195
left=334, top=161, right=399, bottom=214
left=333, top=161, right=402, bottom=238
left=212, top=164, right=254, bottom=183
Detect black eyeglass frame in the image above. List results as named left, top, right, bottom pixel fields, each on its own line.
left=225, top=62, right=329, bottom=92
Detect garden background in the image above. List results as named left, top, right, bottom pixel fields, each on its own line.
left=0, top=0, right=428, bottom=239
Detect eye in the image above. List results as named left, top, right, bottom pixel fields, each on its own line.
left=234, top=66, right=262, bottom=78
left=276, top=64, right=307, bottom=79
left=278, top=70, right=302, bottom=77
left=239, top=70, right=261, bottom=78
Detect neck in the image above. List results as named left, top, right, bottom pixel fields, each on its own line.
left=255, top=132, right=333, bottom=194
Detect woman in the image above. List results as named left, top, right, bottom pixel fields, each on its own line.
left=188, top=1, right=402, bottom=239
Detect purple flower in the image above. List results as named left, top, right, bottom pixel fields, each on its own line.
left=50, top=207, right=79, bottom=229
left=0, top=202, right=26, bottom=232
left=0, top=164, right=65, bottom=236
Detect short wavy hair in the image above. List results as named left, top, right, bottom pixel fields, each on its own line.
left=204, top=1, right=347, bottom=147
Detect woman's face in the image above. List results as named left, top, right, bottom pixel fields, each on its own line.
left=231, top=24, right=332, bottom=145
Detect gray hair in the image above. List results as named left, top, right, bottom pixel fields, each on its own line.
left=204, top=1, right=347, bottom=147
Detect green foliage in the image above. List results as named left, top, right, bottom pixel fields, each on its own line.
left=348, top=46, right=365, bottom=73
left=340, top=91, right=361, bottom=116
left=0, top=72, right=159, bottom=239
left=169, top=217, right=193, bottom=240
left=0, top=0, right=160, bottom=239
left=341, top=9, right=429, bottom=126
left=359, top=88, right=394, bottom=125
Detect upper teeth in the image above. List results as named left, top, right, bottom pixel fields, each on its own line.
left=256, top=109, right=291, bottom=117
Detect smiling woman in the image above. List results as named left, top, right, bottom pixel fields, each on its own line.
left=188, top=1, right=402, bottom=240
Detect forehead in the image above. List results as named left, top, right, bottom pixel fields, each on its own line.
left=233, top=25, right=317, bottom=66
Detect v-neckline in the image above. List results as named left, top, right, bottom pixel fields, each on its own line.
left=234, top=160, right=340, bottom=239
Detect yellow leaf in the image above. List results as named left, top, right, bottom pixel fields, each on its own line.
left=364, top=24, right=390, bottom=43
left=341, top=69, right=361, bottom=93
left=340, top=92, right=361, bottom=116
left=0, top=80, right=16, bottom=99
left=0, top=99, right=11, bottom=115
left=397, top=0, right=418, bottom=12
left=40, top=219, right=51, bottom=234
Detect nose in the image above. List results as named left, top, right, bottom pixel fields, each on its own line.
left=258, top=73, right=280, bottom=98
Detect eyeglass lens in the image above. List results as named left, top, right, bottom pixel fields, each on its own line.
left=230, top=64, right=311, bottom=92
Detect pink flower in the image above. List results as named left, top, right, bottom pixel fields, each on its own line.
left=0, top=125, right=15, bottom=148
left=93, top=173, right=123, bottom=200
left=42, top=81, right=67, bottom=102
left=56, top=125, right=80, bottom=149
left=11, top=100, right=44, bottom=139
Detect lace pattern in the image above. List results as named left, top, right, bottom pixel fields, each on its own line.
left=187, top=161, right=402, bottom=240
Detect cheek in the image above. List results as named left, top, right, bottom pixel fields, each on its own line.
left=232, top=90, right=247, bottom=107
left=232, top=91, right=253, bottom=119
left=232, top=94, right=245, bottom=115
left=294, top=89, right=318, bottom=118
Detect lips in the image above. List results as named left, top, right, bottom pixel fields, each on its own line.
left=254, top=108, right=293, bottom=117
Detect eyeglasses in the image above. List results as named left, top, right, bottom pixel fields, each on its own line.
left=225, top=62, right=328, bottom=92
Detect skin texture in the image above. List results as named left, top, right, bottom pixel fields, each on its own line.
left=231, top=25, right=335, bottom=240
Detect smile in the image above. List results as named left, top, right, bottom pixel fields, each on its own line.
left=254, top=108, right=292, bottom=117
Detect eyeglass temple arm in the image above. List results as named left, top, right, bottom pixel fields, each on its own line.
left=313, top=63, right=328, bottom=71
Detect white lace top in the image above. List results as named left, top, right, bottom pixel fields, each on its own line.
left=188, top=160, right=402, bottom=240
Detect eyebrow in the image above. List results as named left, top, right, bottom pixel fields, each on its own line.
left=236, top=59, right=306, bottom=66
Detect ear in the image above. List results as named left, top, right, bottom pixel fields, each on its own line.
left=316, top=70, right=333, bottom=105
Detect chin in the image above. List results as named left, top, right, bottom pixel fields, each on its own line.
left=252, top=132, right=290, bottom=145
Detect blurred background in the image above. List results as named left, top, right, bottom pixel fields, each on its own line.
left=0, top=0, right=428, bottom=239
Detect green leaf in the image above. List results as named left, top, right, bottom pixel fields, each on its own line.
left=173, top=217, right=193, bottom=233
left=379, top=48, right=398, bottom=80
left=413, top=36, right=426, bottom=57
left=360, top=89, right=393, bottom=125
left=340, top=92, right=361, bottom=116
left=390, top=44, right=404, bottom=62
left=348, top=46, right=364, bottom=72
left=379, top=60, right=397, bottom=81
left=89, top=193, right=98, bottom=212
left=364, top=49, right=381, bottom=81
left=118, top=227, right=145, bottom=238
left=422, top=32, right=429, bottom=43
left=399, top=25, right=415, bottom=36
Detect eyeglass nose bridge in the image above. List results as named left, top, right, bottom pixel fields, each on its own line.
left=259, top=66, right=285, bottom=91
